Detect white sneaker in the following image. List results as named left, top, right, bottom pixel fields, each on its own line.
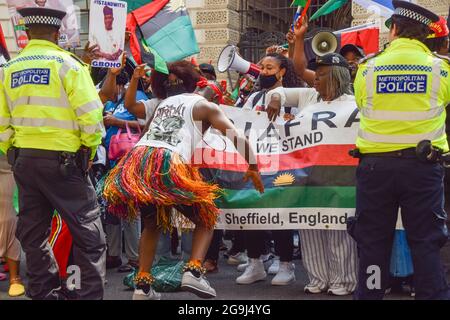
left=236, top=258, right=267, bottom=284
left=237, top=254, right=275, bottom=272
left=327, top=287, right=352, bottom=296
left=268, top=257, right=280, bottom=275
left=132, top=287, right=161, bottom=300
left=227, top=252, right=248, bottom=265
left=237, top=262, right=249, bottom=272
left=304, top=284, right=325, bottom=294
left=271, top=262, right=295, bottom=285
left=181, top=270, right=216, bottom=299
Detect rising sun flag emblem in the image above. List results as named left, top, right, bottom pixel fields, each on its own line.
left=273, top=173, right=295, bottom=187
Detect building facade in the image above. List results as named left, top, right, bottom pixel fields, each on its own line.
left=0, top=0, right=448, bottom=82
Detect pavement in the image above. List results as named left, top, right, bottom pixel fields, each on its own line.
left=0, top=244, right=413, bottom=300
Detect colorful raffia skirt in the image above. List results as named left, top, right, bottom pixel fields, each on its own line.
left=102, top=145, right=221, bottom=230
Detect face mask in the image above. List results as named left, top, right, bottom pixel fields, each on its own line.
left=259, top=74, right=279, bottom=89
left=166, top=84, right=187, bottom=97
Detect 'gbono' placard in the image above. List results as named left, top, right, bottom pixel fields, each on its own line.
left=88, top=0, right=127, bottom=69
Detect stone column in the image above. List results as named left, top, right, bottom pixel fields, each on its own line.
left=187, top=0, right=241, bottom=86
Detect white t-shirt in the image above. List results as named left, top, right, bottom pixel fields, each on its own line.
left=136, top=94, right=205, bottom=162
left=287, top=88, right=320, bottom=111
left=139, top=98, right=161, bottom=124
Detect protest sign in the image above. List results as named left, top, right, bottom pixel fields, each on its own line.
left=193, top=95, right=360, bottom=230
left=6, top=0, right=80, bottom=49
left=89, top=0, right=127, bottom=68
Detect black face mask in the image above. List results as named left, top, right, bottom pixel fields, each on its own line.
left=166, top=84, right=187, bottom=97
left=259, top=74, right=279, bottom=89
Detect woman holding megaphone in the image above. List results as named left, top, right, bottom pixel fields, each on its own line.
left=235, top=53, right=301, bottom=286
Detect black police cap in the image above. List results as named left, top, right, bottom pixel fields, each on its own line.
left=17, top=7, right=66, bottom=28
left=385, top=0, right=439, bottom=28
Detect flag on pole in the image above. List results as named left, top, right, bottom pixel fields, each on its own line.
left=291, top=6, right=302, bottom=31
left=140, top=34, right=169, bottom=74
left=339, top=27, right=379, bottom=55
left=126, top=0, right=169, bottom=73
left=352, top=0, right=394, bottom=18
left=309, top=0, right=349, bottom=21
left=128, top=0, right=199, bottom=63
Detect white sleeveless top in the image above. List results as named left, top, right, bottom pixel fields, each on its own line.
left=135, top=93, right=205, bottom=162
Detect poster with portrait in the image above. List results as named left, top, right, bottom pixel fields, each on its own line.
left=6, top=0, right=81, bottom=49
left=88, top=0, right=127, bottom=68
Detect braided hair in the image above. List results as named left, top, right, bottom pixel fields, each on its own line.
left=264, top=53, right=300, bottom=88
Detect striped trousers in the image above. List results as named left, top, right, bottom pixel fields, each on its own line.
left=300, top=229, right=358, bottom=292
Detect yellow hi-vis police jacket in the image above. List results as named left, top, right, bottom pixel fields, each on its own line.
left=354, top=38, right=450, bottom=154
left=0, top=39, right=104, bottom=159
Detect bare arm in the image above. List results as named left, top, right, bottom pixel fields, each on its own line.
left=194, top=102, right=264, bottom=193
left=103, top=114, right=143, bottom=131
left=292, top=17, right=315, bottom=87
left=124, top=64, right=147, bottom=119
left=98, top=54, right=127, bottom=104
left=286, top=30, right=295, bottom=59
left=98, top=70, right=117, bottom=104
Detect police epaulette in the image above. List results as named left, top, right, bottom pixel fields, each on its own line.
left=432, top=52, right=450, bottom=65
left=358, top=50, right=384, bottom=64
left=69, top=53, right=88, bottom=68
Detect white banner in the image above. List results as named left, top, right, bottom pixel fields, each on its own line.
left=196, top=94, right=361, bottom=230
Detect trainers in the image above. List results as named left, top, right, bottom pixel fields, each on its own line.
left=237, top=254, right=274, bottom=272
left=304, top=284, right=325, bottom=294
left=227, top=252, right=248, bottom=265
left=271, top=262, right=295, bottom=285
left=237, top=262, right=249, bottom=272
left=236, top=258, right=267, bottom=284
left=268, top=257, right=280, bottom=275
left=132, top=287, right=161, bottom=300
left=219, top=241, right=228, bottom=251
left=327, top=287, right=352, bottom=296
left=181, top=270, right=216, bottom=299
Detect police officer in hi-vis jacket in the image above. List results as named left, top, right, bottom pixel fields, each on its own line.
left=349, top=0, right=450, bottom=300
left=0, top=7, right=106, bottom=300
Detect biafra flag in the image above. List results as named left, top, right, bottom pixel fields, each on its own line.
left=127, top=0, right=199, bottom=69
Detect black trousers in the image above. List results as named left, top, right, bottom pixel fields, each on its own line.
left=245, top=230, right=294, bottom=262
left=13, top=150, right=106, bottom=300
left=350, top=156, right=450, bottom=300
left=205, top=230, right=223, bottom=261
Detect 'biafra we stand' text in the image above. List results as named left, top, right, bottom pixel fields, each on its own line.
left=248, top=108, right=359, bottom=153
